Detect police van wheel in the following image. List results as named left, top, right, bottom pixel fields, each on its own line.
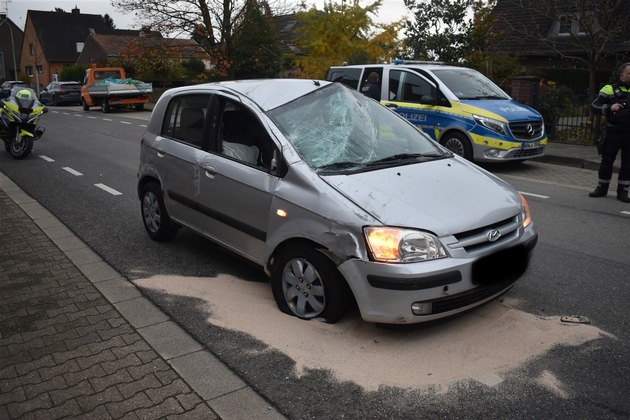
left=442, top=132, right=473, bottom=161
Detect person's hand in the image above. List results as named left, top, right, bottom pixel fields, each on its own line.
left=611, top=103, right=625, bottom=112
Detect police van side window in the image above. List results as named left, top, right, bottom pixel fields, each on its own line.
left=399, top=71, right=436, bottom=104
left=328, top=68, right=362, bottom=89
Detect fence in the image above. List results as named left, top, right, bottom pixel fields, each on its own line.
left=510, top=77, right=598, bottom=146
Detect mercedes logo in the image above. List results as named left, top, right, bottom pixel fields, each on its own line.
left=487, top=229, right=501, bottom=242
left=526, top=124, right=535, bottom=136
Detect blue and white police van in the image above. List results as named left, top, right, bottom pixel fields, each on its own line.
left=326, top=61, right=547, bottom=162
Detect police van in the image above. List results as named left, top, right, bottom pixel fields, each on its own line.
left=326, top=61, right=547, bottom=162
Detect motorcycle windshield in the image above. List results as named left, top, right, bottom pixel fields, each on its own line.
left=10, top=87, right=37, bottom=110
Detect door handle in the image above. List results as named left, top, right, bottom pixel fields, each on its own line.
left=156, top=146, right=165, bottom=157
left=385, top=103, right=398, bottom=109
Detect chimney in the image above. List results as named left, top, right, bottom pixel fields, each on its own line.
left=72, top=6, right=80, bottom=18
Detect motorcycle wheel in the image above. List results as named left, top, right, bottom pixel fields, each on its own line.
left=10, top=133, right=33, bottom=160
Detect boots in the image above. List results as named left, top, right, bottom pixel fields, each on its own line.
left=589, top=183, right=609, bottom=197
left=618, top=185, right=630, bottom=203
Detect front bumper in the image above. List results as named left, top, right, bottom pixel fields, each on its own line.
left=338, top=229, right=538, bottom=324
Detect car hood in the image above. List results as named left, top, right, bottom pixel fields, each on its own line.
left=458, top=99, right=542, bottom=122
left=321, top=158, right=520, bottom=236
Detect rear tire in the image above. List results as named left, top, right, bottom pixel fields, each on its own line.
left=82, top=99, right=89, bottom=111
left=271, top=244, right=349, bottom=323
left=135, top=104, right=144, bottom=111
left=140, top=181, right=178, bottom=241
left=441, top=132, right=473, bottom=161
left=52, top=94, right=58, bottom=106
left=101, top=99, right=110, bottom=113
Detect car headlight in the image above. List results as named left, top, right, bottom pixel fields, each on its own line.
left=364, top=227, right=447, bottom=263
left=520, top=193, right=532, bottom=228
left=473, top=114, right=508, bottom=136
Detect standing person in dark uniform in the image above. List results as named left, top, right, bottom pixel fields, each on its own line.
left=590, top=62, right=630, bottom=203
left=361, top=72, right=381, bottom=101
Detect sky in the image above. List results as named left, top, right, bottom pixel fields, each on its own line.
left=3, top=0, right=411, bottom=31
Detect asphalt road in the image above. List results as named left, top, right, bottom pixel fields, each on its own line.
left=1, top=106, right=628, bottom=419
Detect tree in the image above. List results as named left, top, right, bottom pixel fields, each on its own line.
left=103, top=14, right=117, bottom=30
left=464, top=0, right=520, bottom=86
left=493, top=0, right=630, bottom=100
left=294, top=0, right=403, bottom=79
left=231, top=0, right=282, bottom=79
left=403, top=0, right=474, bottom=63
left=112, top=0, right=292, bottom=78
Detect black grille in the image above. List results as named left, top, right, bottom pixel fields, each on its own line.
left=508, top=147, right=545, bottom=158
left=509, top=121, right=544, bottom=140
left=431, top=278, right=517, bottom=314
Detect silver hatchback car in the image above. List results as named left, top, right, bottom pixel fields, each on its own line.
left=138, top=79, right=537, bottom=325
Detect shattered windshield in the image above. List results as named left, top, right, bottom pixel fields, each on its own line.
left=432, top=68, right=509, bottom=100
left=268, top=83, right=447, bottom=173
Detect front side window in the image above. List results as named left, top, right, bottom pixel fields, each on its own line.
left=162, top=94, right=210, bottom=148
left=393, top=70, right=436, bottom=103
left=217, top=99, right=276, bottom=169
left=269, top=83, right=447, bottom=172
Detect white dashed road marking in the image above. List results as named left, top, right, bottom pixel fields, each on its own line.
left=622, top=211, right=630, bottom=216
left=39, top=155, right=55, bottom=162
left=62, top=167, right=83, bottom=176
left=95, top=183, right=122, bottom=196
left=103, top=118, right=113, bottom=121
left=519, top=191, right=549, bottom=199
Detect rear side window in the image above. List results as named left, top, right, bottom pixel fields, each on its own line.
left=162, top=94, right=211, bottom=148
left=327, top=68, right=362, bottom=90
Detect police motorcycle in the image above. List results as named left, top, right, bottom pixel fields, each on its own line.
left=0, top=87, right=48, bottom=159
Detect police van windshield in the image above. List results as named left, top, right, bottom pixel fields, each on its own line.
left=432, top=68, right=510, bottom=100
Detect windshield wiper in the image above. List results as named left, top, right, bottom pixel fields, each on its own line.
left=367, top=152, right=447, bottom=166
left=460, top=95, right=507, bottom=100
left=317, top=161, right=365, bottom=171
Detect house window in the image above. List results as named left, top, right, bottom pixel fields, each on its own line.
left=551, top=13, right=586, bottom=37
left=36, top=65, right=43, bottom=74
left=29, top=43, right=35, bottom=55
left=76, top=42, right=84, bottom=53
left=26, top=66, right=33, bottom=76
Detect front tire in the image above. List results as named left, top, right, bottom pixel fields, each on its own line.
left=9, top=133, right=33, bottom=159
left=52, top=94, right=59, bottom=106
left=140, top=182, right=178, bottom=241
left=271, top=244, right=349, bottom=323
left=441, top=132, right=473, bottom=161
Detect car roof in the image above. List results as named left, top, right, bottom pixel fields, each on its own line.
left=168, top=79, right=333, bottom=111
left=331, top=63, right=466, bottom=72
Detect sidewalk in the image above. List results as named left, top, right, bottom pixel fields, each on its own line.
left=0, top=173, right=285, bottom=419
left=0, top=141, right=614, bottom=419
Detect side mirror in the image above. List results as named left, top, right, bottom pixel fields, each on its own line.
left=270, top=149, right=288, bottom=177
left=43, top=107, right=49, bottom=114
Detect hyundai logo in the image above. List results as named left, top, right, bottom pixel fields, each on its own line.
left=526, top=124, right=535, bottom=136
left=487, top=229, right=501, bottom=242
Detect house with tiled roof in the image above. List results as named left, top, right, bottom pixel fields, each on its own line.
left=76, top=33, right=212, bottom=70
left=0, top=14, right=23, bottom=81
left=491, top=0, right=630, bottom=73
left=19, top=7, right=138, bottom=89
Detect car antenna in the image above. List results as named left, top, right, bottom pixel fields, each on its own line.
left=313, top=80, right=320, bottom=86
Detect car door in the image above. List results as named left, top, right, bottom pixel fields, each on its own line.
left=383, top=69, right=452, bottom=141
left=197, top=95, right=280, bottom=265
left=153, top=93, right=212, bottom=232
